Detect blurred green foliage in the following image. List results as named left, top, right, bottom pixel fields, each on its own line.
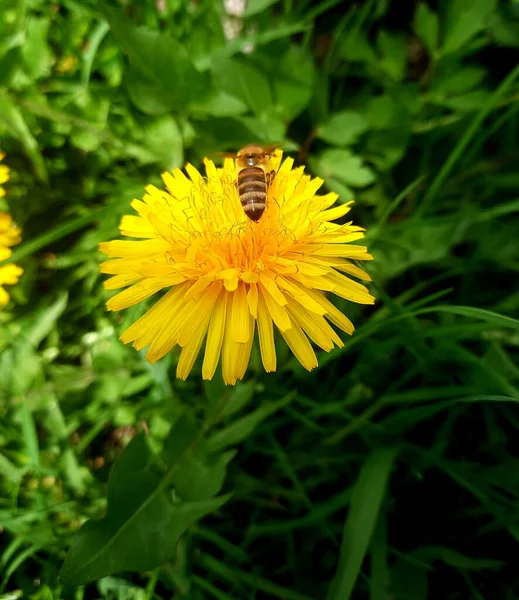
left=1, top=0, right=519, bottom=598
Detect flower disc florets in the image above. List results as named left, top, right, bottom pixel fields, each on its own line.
left=100, top=151, right=374, bottom=384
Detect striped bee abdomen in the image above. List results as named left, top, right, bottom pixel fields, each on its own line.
left=237, top=167, right=267, bottom=222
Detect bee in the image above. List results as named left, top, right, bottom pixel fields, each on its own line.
left=235, top=144, right=278, bottom=222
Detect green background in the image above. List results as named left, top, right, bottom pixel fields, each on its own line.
left=1, top=0, right=519, bottom=598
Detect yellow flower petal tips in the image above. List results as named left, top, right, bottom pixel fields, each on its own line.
left=99, top=150, right=374, bottom=384
left=0, top=153, right=23, bottom=307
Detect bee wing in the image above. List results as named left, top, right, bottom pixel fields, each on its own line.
left=262, top=143, right=282, bottom=156
left=214, top=150, right=237, bottom=158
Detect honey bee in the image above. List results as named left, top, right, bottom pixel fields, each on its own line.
left=235, top=144, right=278, bottom=222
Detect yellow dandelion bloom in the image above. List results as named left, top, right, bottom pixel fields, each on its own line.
left=0, top=212, right=23, bottom=307
left=0, top=151, right=10, bottom=198
left=100, top=150, right=374, bottom=385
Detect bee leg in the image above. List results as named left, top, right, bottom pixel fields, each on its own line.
left=266, top=170, right=276, bottom=186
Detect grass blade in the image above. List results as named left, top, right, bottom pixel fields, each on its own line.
left=326, top=447, right=398, bottom=600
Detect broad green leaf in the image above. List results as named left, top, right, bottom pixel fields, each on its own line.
left=191, top=90, right=248, bottom=118
left=100, top=4, right=207, bottom=113
left=141, top=115, right=183, bottom=170
left=340, top=31, right=378, bottom=64
left=377, top=31, right=407, bottom=81
left=61, top=433, right=229, bottom=585
left=172, top=448, right=236, bottom=501
left=161, top=415, right=200, bottom=468
left=413, top=3, right=439, bottom=55
left=326, top=447, right=398, bottom=600
left=432, top=64, right=486, bottom=97
left=207, top=393, right=294, bottom=453
left=212, top=58, right=272, bottom=119
left=0, top=47, right=22, bottom=87
left=271, top=45, right=314, bottom=121
left=21, top=16, right=52, bottom=79
left=125, top=67, right=178, bottom=116
left=442, top=0, right=497, bottom=54
left=312, top=149, right=375, bottom=188
left=244, top=0, right=279, bottom=17
left=317, top=111, right=369, bottom=147
left=222, top=381, right=256, bottom=417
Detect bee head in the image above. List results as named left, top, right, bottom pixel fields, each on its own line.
left=237, top=144, right=268, bottom=168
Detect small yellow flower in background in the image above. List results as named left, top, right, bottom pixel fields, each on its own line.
left=0, top=151, right=10, bottom=198
left=55, top=55, right=78, bottom=75
left=0, top=153, right=23, bottom=307
left=100, top=150, right=374, bottom=385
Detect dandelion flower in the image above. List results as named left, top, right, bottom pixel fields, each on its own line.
left=100, top=150, right=374, bottom=384
left=0, top=151, right=10, bottom=198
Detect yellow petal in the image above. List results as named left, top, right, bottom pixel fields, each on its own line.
left=326, top=271, right=375, bottom=305
left=287, top=300, right=337, bottom=352
left=177, top=316, right=210, bottom=380
left=276, top=277, right=327, bottom=315
left=318, top=202, right=352, bottom=221
left=99, top=239, right=169, bottom=258
left=280, top=321, right=318, bottom=372
left=259, top=273, right=287, bottom=305
left=247, top=282, right=258, bottom=318
left=121, top=284, right=188, bottom=350
left=0, top=285, right=9, bottom=307
left=231, top=282, right=250, bottom=343
left=222, top=297, right=241, bottom=385
left=257, top=292, right=276, bottom=372
left=106, top=277, right=170, bottom=311
left=202, top=290, right=227, bottom=380
left=235, top=315, right=255, bottom=380
left=0, top=264, right=22, bottom=284
left=177, top=282, right=222, bottom=346
left=311, top=243, right=371, bottom=258
left=103, top=272, right=143, bottom=290
left=304, top=287, right=355, bottom=334
left=259, top=285, right=291, bottom=332
left=120, top=215, right=155, bottom=237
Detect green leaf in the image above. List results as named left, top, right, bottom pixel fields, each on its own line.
left=377, top=31, right=407, bottom=81
left=172, top=448, right=236, bottom=501
left=100, top=3, right=207, bottom=113
left=416, top=546, right=502, bottom=570
left=21, top=16, right=52, bottom=79
left=21, top=293, right=68, bottom=349
left=191, top=90, right=248, bottom=117
left=442, top=0, right=497, bottom=55
left=340, top=30, right=378, bottom=64
left=312, top=149, right=376, bottom=188
left=212, top=58, right=273, bottom=119
left=207, top=393, right=294, bottom=453
left=141, top=115, right=183, bottom=170
left=0, top=90, right=48, bottom=182
left=60, top=433, right=230, bottom=585
left=422, top=305, right=519, bottom=331
left=271, top=45, right=314, bottom=121
left=326, top=447, right=398, bottom=600
left=413, top=3, right=439, bottom=55
left=317, top=111, right=369, bottom=146
left=0, top=47, right=22, bottom=87
left=244, top=0, right=279, bottom=17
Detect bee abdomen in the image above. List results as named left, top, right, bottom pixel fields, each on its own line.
left=238, top=168, right=266, bottom=191
left=238, top=167, right=267, bottom=221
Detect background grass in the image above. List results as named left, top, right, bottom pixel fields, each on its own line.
left=1, top=0, right=519, bottom=598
